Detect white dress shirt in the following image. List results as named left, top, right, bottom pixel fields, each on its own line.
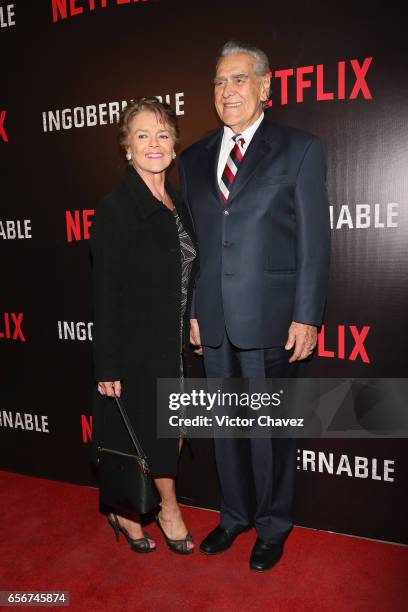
left=217, top=112, right=265, bottom=184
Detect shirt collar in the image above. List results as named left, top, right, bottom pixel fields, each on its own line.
left=223, top=111, right=264, bottom=146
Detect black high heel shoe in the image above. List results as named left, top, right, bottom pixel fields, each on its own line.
left=107, top=514, right=155, bottom=553
left=155, top=512, right=194, bottom=555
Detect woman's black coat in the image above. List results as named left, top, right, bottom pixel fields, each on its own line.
left=90, top=166, right=197, bottom=477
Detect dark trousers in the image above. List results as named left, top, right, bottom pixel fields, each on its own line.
left=203, top=330, right=298, bottom=544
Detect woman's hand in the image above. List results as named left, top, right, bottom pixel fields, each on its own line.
left=190, top=318, right=203, bottom=356
left=98, top=381, right=121, bottom=398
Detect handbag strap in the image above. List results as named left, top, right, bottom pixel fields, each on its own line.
left=113, top=393, right=147, bottom=460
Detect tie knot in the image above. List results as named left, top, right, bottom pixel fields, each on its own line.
left=233, top=134, right=245, bottom=147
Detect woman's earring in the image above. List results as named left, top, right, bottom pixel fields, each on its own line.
left=126, top=151, right=131, bottom=161
left=172, top=151, right=177, bottom=159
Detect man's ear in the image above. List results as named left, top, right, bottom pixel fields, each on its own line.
left=260, top=74, right=271, bottom=102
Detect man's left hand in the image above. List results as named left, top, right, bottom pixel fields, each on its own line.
left=285, top=321, right=317, bottom=362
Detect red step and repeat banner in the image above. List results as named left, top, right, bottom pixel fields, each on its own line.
left=1, top=0, right=407, bottom=544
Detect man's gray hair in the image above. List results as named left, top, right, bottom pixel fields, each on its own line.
left=216, top=41, right=270, bottom=77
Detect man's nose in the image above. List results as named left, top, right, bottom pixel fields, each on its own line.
left=222, top=79, right=235, bottom=98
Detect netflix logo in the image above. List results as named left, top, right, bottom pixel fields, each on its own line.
left=0, top=313, right=25, bottom=342
left=81, top=414, right=92, bottom=443
left=0, top=110, right=8, bottom=142
left=267, top=57, right=373, bottom=107
left=0, top=3, right=15, bottom=28
left=52, top=0, right=149, bottom=23
left=317, top=325, right=371, bottom=364
left=66, top=210, right=94, bottom=242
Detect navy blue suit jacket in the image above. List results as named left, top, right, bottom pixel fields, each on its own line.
left=179, top=118, right=331, bottom=349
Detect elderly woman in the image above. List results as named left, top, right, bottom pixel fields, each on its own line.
left=90, top=97, right=197, bottom=554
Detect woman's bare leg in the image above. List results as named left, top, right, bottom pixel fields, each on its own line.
left=108, top=513, right=156, bottom=549
left=109, top=439, right=187, bottom=549
left=154, top=476, right=194, bottom=550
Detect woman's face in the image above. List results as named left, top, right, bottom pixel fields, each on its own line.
left=126, top=110, right=174, bottom=175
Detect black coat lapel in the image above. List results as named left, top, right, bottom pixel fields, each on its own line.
left=123, top=165, right=195, bottom=247
left=167, top=181, right=197, bottom=247
left=123, top=166, right=163, bottom=219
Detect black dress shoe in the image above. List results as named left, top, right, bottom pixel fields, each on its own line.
left=200, top=526, right=244, bottom=555
left=249, top=538, right=283, bottom=572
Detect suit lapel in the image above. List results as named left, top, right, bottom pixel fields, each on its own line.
left=226, top=119, right=276, bottom=204
left=205, top=130, right=223, bottom=204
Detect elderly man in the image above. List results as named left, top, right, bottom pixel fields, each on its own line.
left=179, top=41, right=330, bottom=572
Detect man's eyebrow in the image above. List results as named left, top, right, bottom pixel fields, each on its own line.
left=214, top=73, right=249, bottom=82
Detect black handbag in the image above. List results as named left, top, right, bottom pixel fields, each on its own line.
left=97, top=393, right=161, bottom=515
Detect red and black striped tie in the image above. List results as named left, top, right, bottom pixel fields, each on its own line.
left=219, top=134, right=245, bottom=204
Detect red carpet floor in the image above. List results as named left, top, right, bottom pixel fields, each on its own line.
left=0, top=471, right=407, bottom=612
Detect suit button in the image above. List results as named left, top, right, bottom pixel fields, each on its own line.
left=224, top=210, right=230, bottom=216
left=223, top=240, right=231, bottom=247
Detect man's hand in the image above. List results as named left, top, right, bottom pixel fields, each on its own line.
left=98, top=380, right=121, bottom=397
left=285, top=322, right=317, bottom=362
left=190, top=318, right=203, bottom=356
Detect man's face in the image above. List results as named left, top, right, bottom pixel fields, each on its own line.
left=214, top=52, right=270, bottom=133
